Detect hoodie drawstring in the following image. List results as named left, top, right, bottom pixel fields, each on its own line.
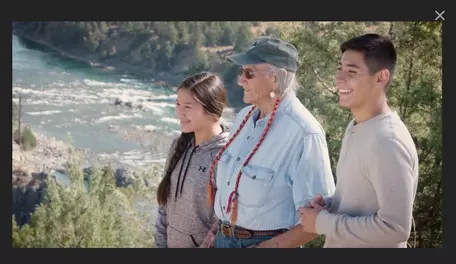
left=174, top=144, right=199, bottom=201
left=174, top=143, right=190, bottom=202
left=179, top=146, right=199, bottom=195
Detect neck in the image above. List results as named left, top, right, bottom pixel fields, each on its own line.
left=194, top=122, right=222, bottom=146
left=352, top=95, right=391, bottom=124
left=256, top=97, right=277, bottom=119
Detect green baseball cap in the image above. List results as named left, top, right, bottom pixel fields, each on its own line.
left=227, top=37, right=300, bottom=72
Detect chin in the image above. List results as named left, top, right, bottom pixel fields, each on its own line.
left=243, top=90, right=256, bottom=105
left=179, top=124, right=192, bottom=133
left=338, top=100, right=352, bottom=109
left=243, top=98, right=253, bottom=104
left=180, top=127, right=194, bottom=133
left=243, top=96, right=255, bottom=105
left=338, top=93, right=356, bottom=109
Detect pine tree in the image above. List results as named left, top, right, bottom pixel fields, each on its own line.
left=12, top=150, right=158, bottom=248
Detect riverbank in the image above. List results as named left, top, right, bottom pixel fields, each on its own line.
left=12, top=129, right=93, bottom=188
left=12, top=126, right=163, bottom=226
left=14, top=32, right=185, bottom=92
left=12, top=123, right=173, bottom=188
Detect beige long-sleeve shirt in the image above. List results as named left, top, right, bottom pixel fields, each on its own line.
left=316, top=111, right=419, bottom=248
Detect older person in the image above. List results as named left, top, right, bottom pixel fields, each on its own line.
left=200, top=37, right=336, bottom=248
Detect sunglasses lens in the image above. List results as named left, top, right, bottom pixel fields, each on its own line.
left=239, top=68, right=253, bottom=79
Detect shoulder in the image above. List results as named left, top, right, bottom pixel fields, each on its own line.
left=231, top=105, right=254, bottom=132
left=369, top=134, right=418, bottom=172
left=371, top=113, right=417, bottom=157
left=235, top=105, right=254, bottom=123
left=280, top=98, right=326, bottom=137
left=170, top=135, right=180, bottom=150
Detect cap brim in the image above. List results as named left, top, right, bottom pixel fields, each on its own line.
left=226, top=52, right=264, bottom=66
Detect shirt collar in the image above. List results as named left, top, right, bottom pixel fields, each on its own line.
left=250, top=92, right=296, bottom=126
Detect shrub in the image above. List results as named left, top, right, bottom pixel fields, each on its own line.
left=14, top=127, right=37, bottom=151
left=12, top=151, right=157, bottom=248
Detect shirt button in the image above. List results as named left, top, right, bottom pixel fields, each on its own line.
left=227, top=181, right=230, bottom=186
left=247, top=136, right=250, bottom=140
left=252, top=175, right=256, bottom=179
left=236, top=157, right=240, bottom=162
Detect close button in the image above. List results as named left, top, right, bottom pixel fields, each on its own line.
left=435, top=10, right=445, bottom=20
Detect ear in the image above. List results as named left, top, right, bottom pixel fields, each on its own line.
left=280, top=69, right=287, bottom=79
left=376, top=69, right=390, bottom=88
left=274, top=69, right=287, bottom=85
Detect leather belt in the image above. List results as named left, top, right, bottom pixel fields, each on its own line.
left=218, top=221, right=287, bottom=239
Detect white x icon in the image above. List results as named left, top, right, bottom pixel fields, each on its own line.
left=435, top=10, right=445, bottom=21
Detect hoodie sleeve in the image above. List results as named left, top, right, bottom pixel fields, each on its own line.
left=154, top=205, right=168, bottom=248
left=154, top=137, right=179, bottom=248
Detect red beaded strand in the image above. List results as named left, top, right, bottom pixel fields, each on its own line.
left=207, top=98, right=281, bottom=225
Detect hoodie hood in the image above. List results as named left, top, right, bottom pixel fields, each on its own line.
left=190, top=124, right=230, bottom=151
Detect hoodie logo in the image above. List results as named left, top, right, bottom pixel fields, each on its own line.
left=198, top=166, right=207, bottom=172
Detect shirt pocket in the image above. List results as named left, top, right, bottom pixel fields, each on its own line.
left=237, top=164, right=276, bottom=208
left=215, top=150, right=233, bottom=189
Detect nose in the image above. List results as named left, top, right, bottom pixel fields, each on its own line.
left=335, top=71, right=347, bottom=86
left=175, top=106, right=185, bottom=117
left=237, top=74, right=248, bottom=87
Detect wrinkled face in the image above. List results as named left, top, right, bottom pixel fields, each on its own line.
left=336, top=50, right=389, bottom=110
left=237, top=63, right=275, bottom=105
left=175, top=88, right=214, bottom=133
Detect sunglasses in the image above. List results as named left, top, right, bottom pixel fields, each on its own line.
left=238, top=67, right=273, bottom=79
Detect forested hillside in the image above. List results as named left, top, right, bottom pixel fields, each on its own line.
left=12, top=21, right=281, bottom=108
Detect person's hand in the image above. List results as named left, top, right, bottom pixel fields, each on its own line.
left=308, top=193, right=327, bottom=209
left=299, top=203, right=325, bottom=234
left=253, top=239, right=279, bottom=248
left=198, top=230, right=216, bottom=248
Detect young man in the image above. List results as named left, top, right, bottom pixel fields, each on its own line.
left=299, top=33, right=419, bottom=248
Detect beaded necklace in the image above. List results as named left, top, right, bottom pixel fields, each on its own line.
left=208, top=98, right=280, bottom=225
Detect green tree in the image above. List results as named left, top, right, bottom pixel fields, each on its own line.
left=188, top=49, right=210, bottom=73
left=234, top=25, right=254, bottom=52
left=175, top=22, right=190, bottom=43
left=189, top=22, right=205, bottom=47
left=264, top=26, right=281, bottom=38
left=13, top=127, right=37, bottom=151
left=12, top=151, right=158, bottom=248
left=204, top=23, right=222, bottom=47
left=220, top=26, right=235, bottom=45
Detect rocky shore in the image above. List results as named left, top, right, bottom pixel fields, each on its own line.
left=13, top=133, right=92, bottom=177
left=12, top=127, right=164, bottom=226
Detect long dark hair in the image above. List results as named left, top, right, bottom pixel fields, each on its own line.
left=156, top=72, right=227, bottom=206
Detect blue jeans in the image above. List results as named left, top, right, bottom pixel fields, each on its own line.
left=212, top=230, right=273, bottom=248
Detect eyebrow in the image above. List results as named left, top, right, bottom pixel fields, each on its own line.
left=241, top=66, right=254, bottom=71
left=176, top=99, right=193, bottom=105
left=338, top=62, right=360, bottom=69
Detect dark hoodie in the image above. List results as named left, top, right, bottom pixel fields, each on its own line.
left=154, top=127, right=229, bottom=248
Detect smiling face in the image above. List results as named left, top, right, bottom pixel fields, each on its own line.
left=175, top=88, right=214, bottom=133
left=336, top=50, right=383, bottom=111
left=237, top=63, right=275, bottom=105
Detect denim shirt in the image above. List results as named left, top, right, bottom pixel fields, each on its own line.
left=214, top=92, right=336, bottom=230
